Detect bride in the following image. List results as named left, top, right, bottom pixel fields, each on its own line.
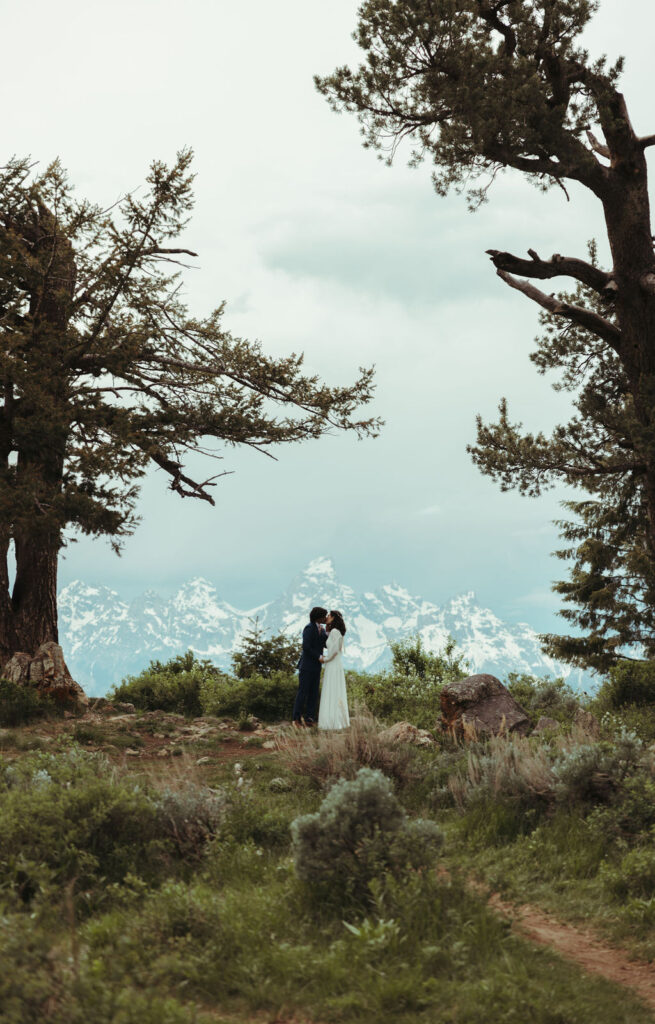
left=318, top=610, right=350, bottom=730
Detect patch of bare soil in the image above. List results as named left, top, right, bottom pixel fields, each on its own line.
left=487, top=890, right=655, bottom=1011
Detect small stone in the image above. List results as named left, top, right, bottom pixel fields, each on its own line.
left=233, top=762, right=243, bottom=776
left=111, top=702, right=136, bottom=715
left=124, top=748, right=140, bottom=757
left=157, top=749, right=170, bottom=758
left=262, top=740, right=277, bottom=750
left=196, top=756, right=214, bottom=766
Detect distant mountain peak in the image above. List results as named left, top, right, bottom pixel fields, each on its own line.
left=57, top=560, right=596, bottom=696
left=303, top=556, right=337, bottom=578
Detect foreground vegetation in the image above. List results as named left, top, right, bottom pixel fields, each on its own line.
left=1, top=642, right=655, bottom=1022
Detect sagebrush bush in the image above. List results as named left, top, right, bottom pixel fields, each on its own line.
left=199, top=670, right=297, bottom=721
left=450, top=736, right=553, bottom=812
left=552, top=730, right=642, bottom=805
left=277, top=707, right=419, bottom=785
left=448, top=727, right=649, bottom=849
left=291, top=767, right=443, bottom=908
left=154, top=784, right=227, bottom=860
left=0, top=678, right=56, bottom=727
left=109, top=651, right=223, bottom=715
left=0, top=747, right=227, bottom=905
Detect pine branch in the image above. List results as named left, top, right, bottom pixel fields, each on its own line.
left=495, top=270, right=623, bottom=352
left=486, top=248, right=615, bottom=296
left=148, top=449, right=231, bottom=504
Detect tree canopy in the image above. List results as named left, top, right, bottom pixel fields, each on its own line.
left=318, top=0, right=655, bottom=672
left=0, top=152, right=380, bottom=659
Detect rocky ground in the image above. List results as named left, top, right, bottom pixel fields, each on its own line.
left=0, top=701, right=283, bottom=765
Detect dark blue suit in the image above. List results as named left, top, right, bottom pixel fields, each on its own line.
left=293, top=622, right=327, bottom=723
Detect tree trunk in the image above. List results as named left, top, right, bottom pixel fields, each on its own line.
left=10, top=528, right=60, bottom=655
left=602, top=169, right=655, bottom=565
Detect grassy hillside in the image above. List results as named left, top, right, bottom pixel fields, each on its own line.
left=0, top=655, right=654, bottom=1022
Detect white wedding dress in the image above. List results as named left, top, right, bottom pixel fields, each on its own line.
left=318, top=628, right=350, bottom=730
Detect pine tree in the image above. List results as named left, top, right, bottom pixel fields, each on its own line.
left=231, top=618, right=299, bottom=678
left=0, top=153, right=380, bottom=664
left=317, top=0, right=655, bottom=671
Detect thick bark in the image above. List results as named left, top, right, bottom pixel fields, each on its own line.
left=0, top=202, right=74, bottom=665
left=600, top=163, right=655, bottom=561
left=10, top=528, right=60, bottom=654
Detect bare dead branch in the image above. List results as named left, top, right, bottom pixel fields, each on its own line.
left=495, top=269, right=623, bottom=352
left=487, top=248, right=614, bottom=295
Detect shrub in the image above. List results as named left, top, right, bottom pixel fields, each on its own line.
left=552, top=730, right=643, bottom=805
left=109, top=651, right=223, bottom=715
left=276, top=707, right=420, bottom=786
left=347, top=630, right=466, bottom=729
left=199, top=670, right=297, bottom=722
left=347, top=636, right=468, bottom=728
left=505, top=673, right=580, bottom=725
left=0, top=748, right=167, bottom=903
left=600, top=846, right=655, bottom=900
left=0, top=678, right=56, bottom=727
left=0, top=747, right=227, bottom=905
left=154, top=784, right=227, bottom=859
left=290, top=767, right=443, bottom=908
left=597, top=660, right=655, bottom=709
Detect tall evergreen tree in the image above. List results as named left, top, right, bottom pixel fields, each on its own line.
left=317, top=0, right=655, bottom=671
left=0, top=153, right=379, bottom=664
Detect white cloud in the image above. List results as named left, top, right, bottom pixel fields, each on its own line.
left=3, top=0, right=651, bottom=634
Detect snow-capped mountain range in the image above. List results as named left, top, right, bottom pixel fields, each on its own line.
left=58, top=557, right=595, bottom=697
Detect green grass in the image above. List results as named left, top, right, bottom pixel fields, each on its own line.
left=1, top=711, right=655, bottom=1023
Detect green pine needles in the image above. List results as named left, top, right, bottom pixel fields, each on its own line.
left=0, top=153, right=380, bottom=660
left=318, top=0, right=655, bottom=676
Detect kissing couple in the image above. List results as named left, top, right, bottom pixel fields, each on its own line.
left=292, top=606, right=350, bottom=730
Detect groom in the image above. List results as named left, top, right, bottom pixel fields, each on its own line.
left=292, top=606, right=328, bottom=727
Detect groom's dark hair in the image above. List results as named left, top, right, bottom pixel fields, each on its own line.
left=310, top=606, right=328, bottom=623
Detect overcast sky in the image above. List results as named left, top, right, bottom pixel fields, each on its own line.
left=4, top=0, right=654, bottom=626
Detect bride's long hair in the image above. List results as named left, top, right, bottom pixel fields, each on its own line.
left=327, top=610, right=346, bottom=636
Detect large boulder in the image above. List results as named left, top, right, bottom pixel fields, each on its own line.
left=3, top=642, right=88, bottom=707
left=440, top=673, right=530, bottom=738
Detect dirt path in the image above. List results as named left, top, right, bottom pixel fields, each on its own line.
left=486, top=889, right=655, bottom=1010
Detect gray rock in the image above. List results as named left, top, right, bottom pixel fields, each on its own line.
left=533, top=716, right=561, bottom=734
left=440, top=673, right=530, bottom=738
left=2, top=642, right=88, bottom=707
